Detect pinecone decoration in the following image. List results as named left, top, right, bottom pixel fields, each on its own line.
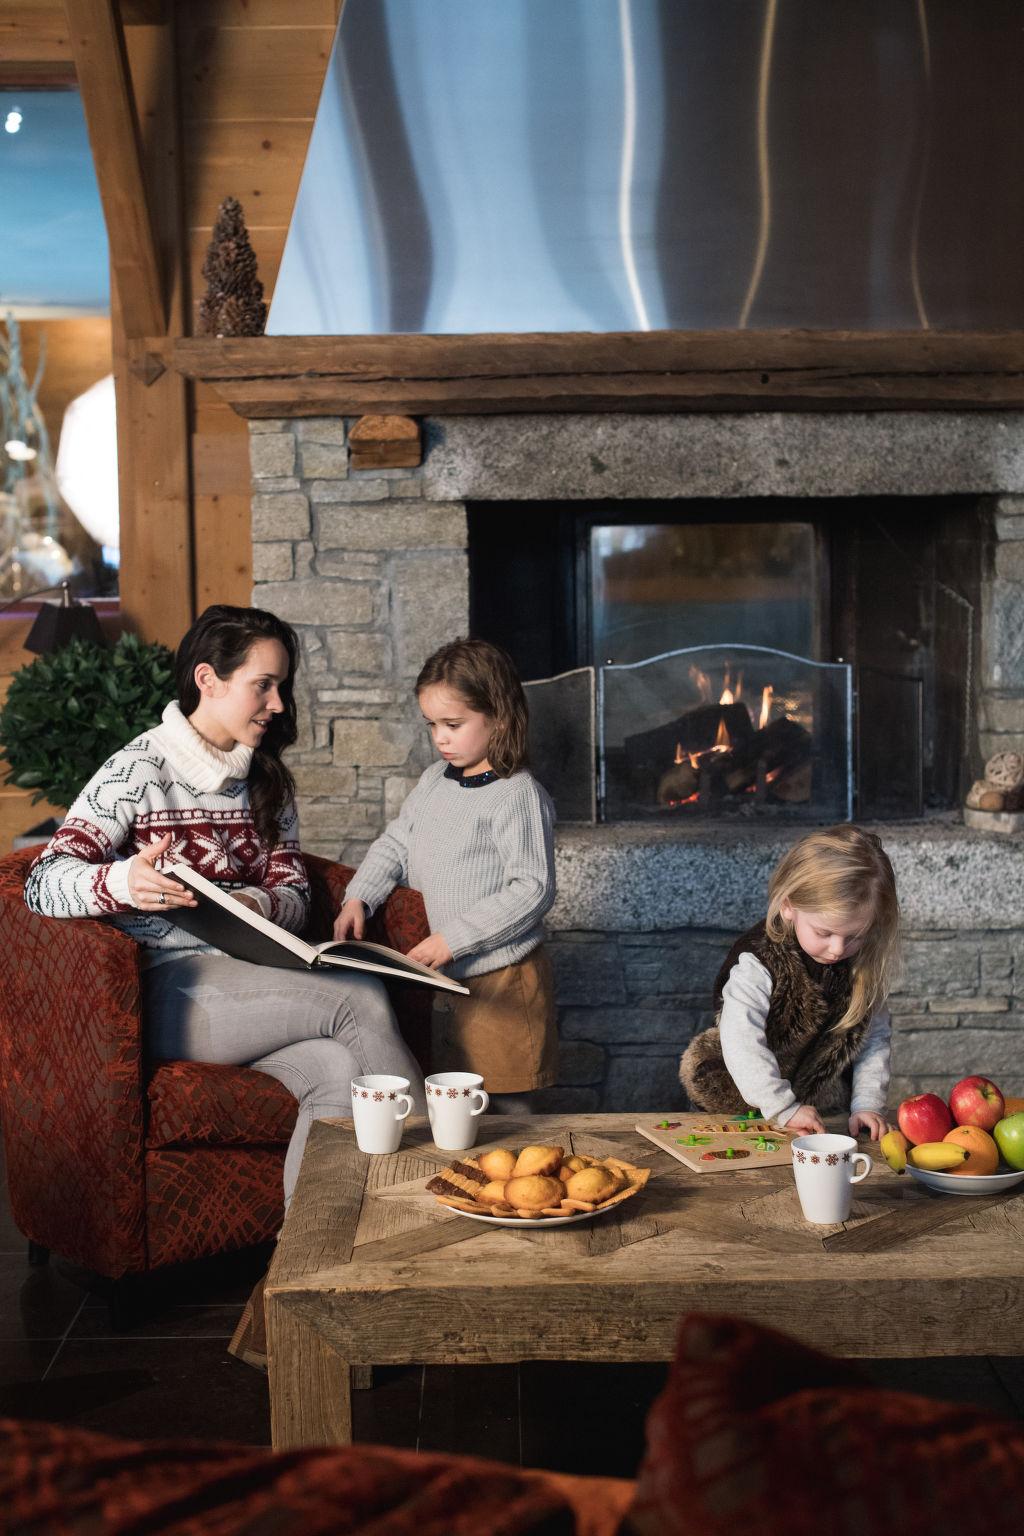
left=199, top=196, right=267, bottom=337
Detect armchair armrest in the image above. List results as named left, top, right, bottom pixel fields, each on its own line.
left=0, top=851, right=147, bottom=1275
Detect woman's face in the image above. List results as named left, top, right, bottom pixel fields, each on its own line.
left=781, top=899, right=873, bottom=965
left=192, top=637, right=290, bottom=751
left=418, top=683, right=494, bottom=775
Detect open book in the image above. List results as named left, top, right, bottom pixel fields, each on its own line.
left=163, top=862, right=469, bottom=995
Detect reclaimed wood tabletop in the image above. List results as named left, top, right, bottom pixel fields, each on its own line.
left=264, top=1113, right=1024, bottom=1449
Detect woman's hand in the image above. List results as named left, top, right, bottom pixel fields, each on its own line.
left=784, top=1104, right=827, bottom=1136
left=333, top=898, right=366, bottom=941
left=849, top=1109, right=889, bottom=1141
left=407, top=932, right=454, bottom=969
left=231, top=893, right=262, bottom=914
left=128, top=834, right=197, bottom=911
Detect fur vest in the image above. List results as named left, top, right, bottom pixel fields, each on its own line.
left=678, top=922, right=873, bottom=1114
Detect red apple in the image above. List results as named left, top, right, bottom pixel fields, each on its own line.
left=949, top=1075, right=1005, bottom=1132
left=897, top=1093, right=953, bottom=1146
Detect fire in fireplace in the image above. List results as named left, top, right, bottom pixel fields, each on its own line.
left=471, top=496, right=985, bottom=823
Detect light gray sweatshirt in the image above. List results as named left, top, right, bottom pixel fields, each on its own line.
left=719, top=950, right=892, bottom=1126
left=344, top=762, right=556, bottom=980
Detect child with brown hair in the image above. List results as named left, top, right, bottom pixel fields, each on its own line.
left=335, top=638, right=557, bottom=1111
left=679, top=825, right=900, bottom=1139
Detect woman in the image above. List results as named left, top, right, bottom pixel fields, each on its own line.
left=25, top=603, right=424, bottom=1209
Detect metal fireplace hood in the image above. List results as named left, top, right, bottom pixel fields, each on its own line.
left=269, top=0, right=1024, bottom=337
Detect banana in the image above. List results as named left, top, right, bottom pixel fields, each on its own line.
left=880, top=1129, right=909, bottom=1174
left=908, top=1142, right=971, bottom=1172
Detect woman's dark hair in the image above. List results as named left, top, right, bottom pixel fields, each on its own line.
left=175, top=604, right=299, bottom=847
left=415, top=638, right=528, bottom=777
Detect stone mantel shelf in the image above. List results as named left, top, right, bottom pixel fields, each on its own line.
left=171, top=331, right=1024, bottom=417
left=548, top=819, right=1023, bottom=934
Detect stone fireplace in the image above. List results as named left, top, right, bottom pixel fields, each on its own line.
left=248, top=408, right=1024, bottom=1111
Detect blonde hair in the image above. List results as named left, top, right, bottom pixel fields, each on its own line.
left=415, top=638, right=529, bottom=778
left=765, top=825, right=901, bottom=1031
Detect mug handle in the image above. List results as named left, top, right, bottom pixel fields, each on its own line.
left=394, top=1093, right=413, bottom=1122
left=470, top=1088, right=490, bottom=1118
left=850, top=1152, right=872, bottom=1184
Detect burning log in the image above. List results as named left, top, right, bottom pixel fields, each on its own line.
left=656, top=759, right=699, bottom=805
left=625, top=702, right=753, bottom=798
left=714, top=717, right=812, bottom=795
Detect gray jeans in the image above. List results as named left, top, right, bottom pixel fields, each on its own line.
left=144, top=954, right=424, bottom=1205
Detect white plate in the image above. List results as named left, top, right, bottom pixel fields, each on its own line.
left=444, top=1202, right=623, bottom=1229
left=907, top=1165, right=1024, bottom=1195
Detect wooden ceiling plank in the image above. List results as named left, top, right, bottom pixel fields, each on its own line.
left=64, top=0, right=165, bottom=338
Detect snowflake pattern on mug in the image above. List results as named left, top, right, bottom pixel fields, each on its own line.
left=795, top=1150, right=806, bottom=1163
left=447, top=1087, right=459, bottom=1099
left=842, top=1152, right=851, bottom=1162
left=373, top=1091, right=385, bottom=1102
left=462, top=1088, right=471, bottom=1097
left=825, top=1153, right=839, bottom=1166
left=389, top=1091, right=397, bottom=1101
left=810, top=1154, right=820, bottom=1164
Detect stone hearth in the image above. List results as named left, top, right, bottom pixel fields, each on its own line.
left=249, top=410, right=1024, bottom=1111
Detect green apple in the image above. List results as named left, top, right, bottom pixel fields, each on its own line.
left=993, top=1112, right=1024, bottom=1170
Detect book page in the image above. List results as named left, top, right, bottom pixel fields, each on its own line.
left=166, top=862, right=316, bottom=966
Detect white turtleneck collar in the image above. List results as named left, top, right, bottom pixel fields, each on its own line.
left=150, top=701, right=253, bottom=792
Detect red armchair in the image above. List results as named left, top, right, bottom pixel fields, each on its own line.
left=0, top=849, right=430, bottom=1280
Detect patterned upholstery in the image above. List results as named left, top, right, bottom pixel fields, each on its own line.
left=627, top=1311, right=1024, bottom=1536
left=0, top=1417, right=634, bottom=1535
left=0, top=848, right=430, bottom=1279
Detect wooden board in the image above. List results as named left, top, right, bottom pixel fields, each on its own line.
left=636, top=1117, right=796, bottom=1173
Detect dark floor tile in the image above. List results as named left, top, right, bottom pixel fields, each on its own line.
left=988, top=1358, right=1024, bottom=1417
left=69, top=1303, right=243, bottom=1342
left=0, top=1338, right=67, bottom=1416
left=418, top=1364, right=520, bottom=1464
left=37, top=1338, right=271, bottom=1443
left=856, top=1356, right=1020, bottom=1418
left=0, top=1254, right=87, bottom=1340
left=352, top=1365, right=423, bottom=1450
left=520, top=1362, right=666, bottom=1479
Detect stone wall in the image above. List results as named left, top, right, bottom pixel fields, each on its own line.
left=249, top=410, right=1024, bottom=1114
left=249, top=417, right=466, bottom=862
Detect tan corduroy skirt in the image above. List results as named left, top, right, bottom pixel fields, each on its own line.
left=431, top=945, right=558, bottom=1093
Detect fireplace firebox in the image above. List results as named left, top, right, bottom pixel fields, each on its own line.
left=469, top=496, right=986, bottom=822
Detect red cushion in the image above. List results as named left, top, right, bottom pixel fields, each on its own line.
left=0, top=1417, right=634, bottom=1534
left=627, top=1312, right=1024, bottom=1536
left=146, top=1061, right=297, bottom=1149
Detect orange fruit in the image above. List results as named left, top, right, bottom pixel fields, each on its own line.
left=942, top=1124, right=1000, bottom=1176
left=1002, top=1096, right=1024, bottom=1117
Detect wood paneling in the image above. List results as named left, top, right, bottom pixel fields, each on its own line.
left=180, top=24, right=333, bottom=122
left=19, top=319, right=112, bottom=443
left=0, top=2, right=72, bottom=63
left=183, top=119, right=322, bottom=228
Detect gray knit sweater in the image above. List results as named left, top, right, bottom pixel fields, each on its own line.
left=344, top=762, right=556, bottom=980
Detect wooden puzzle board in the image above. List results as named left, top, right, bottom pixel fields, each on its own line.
left=635, top=1118, right=796, bottom=1173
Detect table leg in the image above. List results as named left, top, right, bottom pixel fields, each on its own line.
left=266, top=1295, right=353, bottom=1449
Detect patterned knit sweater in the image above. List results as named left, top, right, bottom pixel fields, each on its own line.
left=344, top=760, right=556, bottom=980
left=24, top=701, right=308, bottom=968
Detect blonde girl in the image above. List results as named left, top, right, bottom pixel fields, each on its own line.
left=335, top=638, right=557, bottom=1110
left=679, top=825, right=900, bottom=1139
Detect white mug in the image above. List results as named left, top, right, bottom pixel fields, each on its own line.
left=791, top=1133, right=872, bottom=1224
left=350, top=1074, right=413, bottom=1154
left=425, top=1072, right=490, bottom=1151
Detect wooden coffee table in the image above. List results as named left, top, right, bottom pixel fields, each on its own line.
left=264, top=1113, right=1024, bottom=1449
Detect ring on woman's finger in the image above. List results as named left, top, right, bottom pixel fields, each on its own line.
left=158, top=892, right=167, bottom=905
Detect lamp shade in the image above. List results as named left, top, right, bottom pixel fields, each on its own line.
left=25, top=597, right=103, bottom=653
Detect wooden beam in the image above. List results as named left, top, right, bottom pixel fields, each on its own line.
left=110, top=12, right=193, bottom=645
left=173, top=331, right=1024, bottom=417
left=0, top=3, right=72, bottom=63
left=64, top=0, right=165, bottom=339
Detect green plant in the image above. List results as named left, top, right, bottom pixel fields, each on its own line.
left=0, top=632, right=175, bottom=808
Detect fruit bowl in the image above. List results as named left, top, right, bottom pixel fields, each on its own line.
left=907, top=1165, right=1024, bottom=1196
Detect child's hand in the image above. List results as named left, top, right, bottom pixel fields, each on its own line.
left=407, top=933, right=454, bottom=969
left=849, top=1110, right=889, bottom=1141
left=333, top=899, right=366, bottom=941
left=785, top=1104, right=827, bottom=1136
